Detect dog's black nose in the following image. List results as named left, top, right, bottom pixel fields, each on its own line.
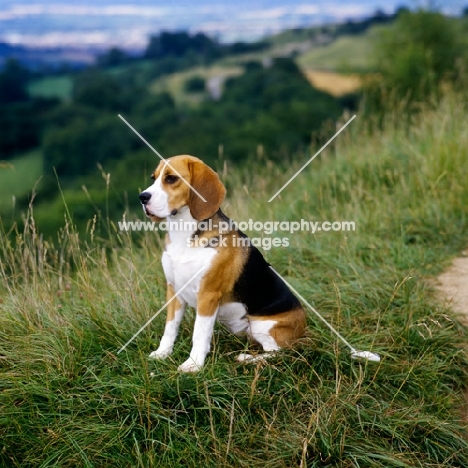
left=139, top=192, right=151, bottom=205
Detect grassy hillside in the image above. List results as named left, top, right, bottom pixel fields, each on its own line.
left=150, top=65, right=243, bottom=105
left=297, top=26, right=384, bottom=73
left=26, top=24, right=379, bottom=105
left=1, top=93, right=468, bottom=466
left=304, top=70, right=362, bottom=97
left=0, top=150, right=42, bottom=214
left=148, top=31, right=372, bottom=105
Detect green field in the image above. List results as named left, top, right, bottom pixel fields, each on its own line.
left=297, top=27, right=385, bottom=72
left=28, top=76, right=73, bottom=100
left=0, top=150, right=43, bottom=214
left=1, top=92, right=468, bottom=466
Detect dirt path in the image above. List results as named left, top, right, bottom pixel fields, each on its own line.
left=434, top=251, right=468, bottom=422
left=434, top=251, right=468, bottom=322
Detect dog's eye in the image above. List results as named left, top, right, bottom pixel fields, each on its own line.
left=150, top=174, right=155, bottom=181
left=165, top=175, right=179, bottom=184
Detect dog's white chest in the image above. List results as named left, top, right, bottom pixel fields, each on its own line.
left=162, top=242, right=217, bottom=308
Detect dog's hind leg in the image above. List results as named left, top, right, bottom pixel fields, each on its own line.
left=237, top=309, right=305, bottom=363
left=236, top=318, right=280, bottom=363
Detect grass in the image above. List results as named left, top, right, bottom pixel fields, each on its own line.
left=303, top=71, right=362, bottom=97
left=0, top=150, right=43, bottom=215
left=297, top=26, right=386, bottom=73
left=1, top=94, right=468, bottom=466
left=28, top=76, right=73, bottom=100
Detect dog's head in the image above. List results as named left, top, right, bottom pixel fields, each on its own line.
left=139, top=155, right=226, bottom=221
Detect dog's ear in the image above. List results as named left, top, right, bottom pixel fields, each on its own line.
left=188, top=159, right=226, bottom=220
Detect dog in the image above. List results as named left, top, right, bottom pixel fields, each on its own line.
left=139, top=155, right=306, bottom=372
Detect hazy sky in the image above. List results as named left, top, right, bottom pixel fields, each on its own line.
left=0, top=1, right=465, bottom=49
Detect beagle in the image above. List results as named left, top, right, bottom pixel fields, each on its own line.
left=139, top=155, right=306, bottom=372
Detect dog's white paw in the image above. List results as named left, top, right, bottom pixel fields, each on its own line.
left=149, top=347, right=172, bottom=360
left=178, top=358, right=202, bottom=373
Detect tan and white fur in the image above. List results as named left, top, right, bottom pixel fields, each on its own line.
left=139, top=155, right=305, bottom=373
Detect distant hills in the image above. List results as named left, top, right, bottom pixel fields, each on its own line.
left=0, top=9, right=397, bottom=71
left=0, top=42, right=100, bottom=70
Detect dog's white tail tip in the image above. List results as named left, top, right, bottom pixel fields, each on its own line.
left=236, top=353, right=272, bottom=364
left=351, top=350, right=381, bottom=362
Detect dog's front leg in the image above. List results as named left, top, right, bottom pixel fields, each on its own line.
left=149, top=284, right=186, bottom=360
left=178, top=292, right=220, bottom=373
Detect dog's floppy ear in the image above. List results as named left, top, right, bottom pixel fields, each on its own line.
left=188, top=159, right=226, bottom=220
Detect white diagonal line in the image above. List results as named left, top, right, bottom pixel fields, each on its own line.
left=268, top=114, right=356, bottom=202
left=117, top=265, right=206, bottom=354
left=118, top=114, right=207, bottom=202
left=269, top=266, right=356, bottom=352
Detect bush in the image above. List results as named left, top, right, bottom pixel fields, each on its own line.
left=184, top=75, right=206, bottom=93
left=366, top=9, right=466, bottom=109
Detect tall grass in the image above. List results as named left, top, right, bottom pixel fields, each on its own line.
left=1, top=94, right=468, bottom=467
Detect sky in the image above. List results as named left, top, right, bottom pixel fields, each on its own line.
left=0, top=0, right=466, bottom=50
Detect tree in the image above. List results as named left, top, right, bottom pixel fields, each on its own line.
left=73, top=71, right=133, bottom=112
left=97, top=47, right=129, bottom=67
left=158, top=58, right=342, bottom=162
left=145, top=31, right=221, bottom=60
left=370, top=9, right=465, bottom=104
left=43, top=116, right=132, bottom=177
left=0, top=59, right=29, bottom=104
left=184, top=75, right=205, bottom=93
